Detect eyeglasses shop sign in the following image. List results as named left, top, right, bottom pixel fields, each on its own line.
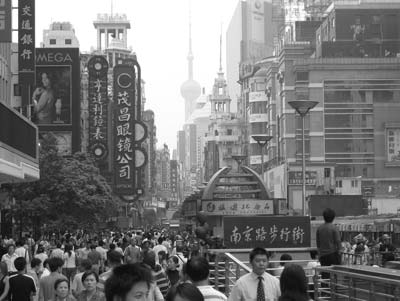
left=202, top=199, right=273, bottom=216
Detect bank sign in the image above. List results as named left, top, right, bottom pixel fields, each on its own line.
left=202, top=199, right=273, bottom=216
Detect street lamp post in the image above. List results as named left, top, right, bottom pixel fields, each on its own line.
left=251, top=135, right=273, bottom=183
left=288, top=100, right=318, bottom=216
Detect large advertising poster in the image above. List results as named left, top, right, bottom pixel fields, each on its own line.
left=35, top=48, right=80, bottom=154
left=33, top=66, right=71, bottom=125
left=114, top=65, right=135, bottom=195
left=0, top=0, right=12, bottom=42
left=88, top=55, right=109, bottom=161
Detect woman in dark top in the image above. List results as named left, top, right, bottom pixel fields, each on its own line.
left=0, top=262, right=9, bottom=301
left=166, top=256, right=180, bottom=286
left=279, top=264, right=311, bottom=301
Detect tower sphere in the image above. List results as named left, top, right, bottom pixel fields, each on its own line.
left=180, top=79, right=201, bottom=101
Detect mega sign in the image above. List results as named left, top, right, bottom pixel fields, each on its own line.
left=113, top=65, right=135, bottom=195
left=88, top=55, right=109, bottom=161
left=223, top=216, right=311, bottom=249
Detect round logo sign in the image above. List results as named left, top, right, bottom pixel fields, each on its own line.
left=90, top=143, right=108, bottom=160
left=134, top=148, right=148, bottom=168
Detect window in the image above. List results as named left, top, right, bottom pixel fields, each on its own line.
left=65, top=39, right=72, bottom=45
left=351, top=180, right=358, bottom=188
left=336, top=180, right=342, bottom=188
left=49, top=39, right=56, bottom=45
left=227, top=129, right=232, bottom=135
left=296, top=71, right=309, bottom=82
left=324, top=168, right=331, bottom=178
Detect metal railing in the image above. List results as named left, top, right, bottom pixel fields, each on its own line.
left=314, top=265, right=400, bottom=301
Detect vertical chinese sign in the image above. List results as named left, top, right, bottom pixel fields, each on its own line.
left=114, top=65, right=135, bottom=195
left=0, top=0, right=11, bottom=42
left=88, top=55, right=109, bottom=162
left=223, top=216, right=311, bottom=249
left=18, top=0, right=35, bottom=108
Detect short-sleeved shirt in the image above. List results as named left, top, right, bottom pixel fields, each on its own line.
left=87, top=250, right=102, bottom=265
left=9, top=273, right=36, bottom=301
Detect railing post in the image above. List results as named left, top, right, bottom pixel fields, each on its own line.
left=214, top=253, right=220, bottom=291
left=224, top=254, right=231, bottom=296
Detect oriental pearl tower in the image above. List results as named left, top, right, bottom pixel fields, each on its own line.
left=180, top=12, right=201, bottom=123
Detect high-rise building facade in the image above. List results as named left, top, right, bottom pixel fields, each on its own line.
left=263, top=0, right=400, bottom=214
left=227, top=0, right=280, bottom=114
left=41, top=22, right=80, bottom=48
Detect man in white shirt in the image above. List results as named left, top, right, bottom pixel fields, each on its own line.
left=95, top=241, right=107, bottom=272
left=228, top=247, right=281, bottom=301
left=186, top=256, right=227, bottom=301
left=1, top=244, right=18, bottom=273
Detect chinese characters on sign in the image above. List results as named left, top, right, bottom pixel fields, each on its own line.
left=114, top=65, right=135, bottom=195
left=223, top=216, right=311, bottom=249
left=202, top=199, right=273, bottom=216
left=0, top=0, right=11, bottom=42
left=288, top=171, right=317, bottom=185
left=386, top=128, right=400, bottom=162
left=88, top=56, right=109, bottom=161
left=18, top=0, right=35, bottom=74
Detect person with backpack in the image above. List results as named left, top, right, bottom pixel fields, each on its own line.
left=123, top=238, right=141, bottom=264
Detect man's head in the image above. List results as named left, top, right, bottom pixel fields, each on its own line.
left=14, top=256, right=27, bottom=272
left=382, top=234, right=391, bottom=244
left=323, top=208, right=336, bottom=223
left=279, top=253, right=292, bottom=267
left=31, top=257, right=42, bottom=272
left=7, top=244, right=15, bottom=255
left=130, top=238, right=137, bottom=246
left=142, top=250, right=156, bottom=270
left=249, top=247, right=269, bottom=276
left=186, top=256, right=210, bottom=283
left=48, top=257, right=64, bottom=273
left=107, top=251, right=122, bottom=268
left=79, top=259, right=92, bottom=272
left=105, top=263, right=152, bottom=301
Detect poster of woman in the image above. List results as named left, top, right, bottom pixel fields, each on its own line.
left=32, top=66, right=71, bottom=125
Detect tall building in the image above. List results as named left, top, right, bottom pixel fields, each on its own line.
left=226, top=0, right=279, bottom=114
left=204, top=62, right=245, bottom=181
left=169, top=160, right=179, bottom=209
left=93, top=14, right=136, bottom=68
left=262, top=0, right=400, bottom=214
left=41, top=22, right=80, bottom=48
left=143, top=110, right=157, bottom=196
left=180, top=12, right=201, bottom=122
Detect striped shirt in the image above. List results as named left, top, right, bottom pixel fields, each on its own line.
left=151, top=264, right=170, bottom=297
left=197, top=285, right=227, bottom=301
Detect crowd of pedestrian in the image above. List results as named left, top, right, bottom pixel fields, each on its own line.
left=0, top=209, right=396, bottom=301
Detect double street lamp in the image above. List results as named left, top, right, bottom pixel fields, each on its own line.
left=251, top=134, right=273, bottom=183
left=288, top=100, right=318, bottom=216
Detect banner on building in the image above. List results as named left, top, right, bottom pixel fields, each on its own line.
left=288, top=171, right=317, bottom=185
left=88, top=55, right=109, bottom=161
left=223, top=216, right=311, bottom=249
left=114, top=65, right=135, bottom=195
left=0, top=0, right=12, bottom=42
left=35, top=48, right=80, bottom=154
left=202, top=199, right=274, bottom=216
left=18, top=0, right=35, bottom=74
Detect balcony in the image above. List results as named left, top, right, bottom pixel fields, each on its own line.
left=204, top=135, right=239, bottom=143
left=249, top=113, right=268, bottom=123
left=0, top=102, right=39, bottom=184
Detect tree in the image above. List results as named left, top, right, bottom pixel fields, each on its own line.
left=9, top=134, right=120, bottom=236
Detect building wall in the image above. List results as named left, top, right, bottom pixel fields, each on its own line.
left=0, top=42, right=11, bottom=106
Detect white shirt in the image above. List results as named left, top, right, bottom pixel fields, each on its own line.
left=198, top=285, right=227, bottom=301
left=1, top=253, right=18, bottom=272
left=228, top=271, right=280, bottom=301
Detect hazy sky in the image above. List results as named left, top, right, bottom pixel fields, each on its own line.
left=30, top=0, right=239, bottom=150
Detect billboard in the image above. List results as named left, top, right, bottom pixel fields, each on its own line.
left=288, top=171, right=317, bottom=185
left=113, top=65, right=135, bottom=195
left=35, top=48, right=80, bottom=154
left=0, top=0, right=11, bottom=42
left=223, top=216, right=311, bottom=249
left=88, top=55, right=109, bottom=161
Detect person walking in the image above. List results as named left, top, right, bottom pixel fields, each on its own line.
left=316, top=208, right=342, bottom=267
left=228, top=247, right=280, bottom=301
left=8, top=257, right=36, bottom=301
